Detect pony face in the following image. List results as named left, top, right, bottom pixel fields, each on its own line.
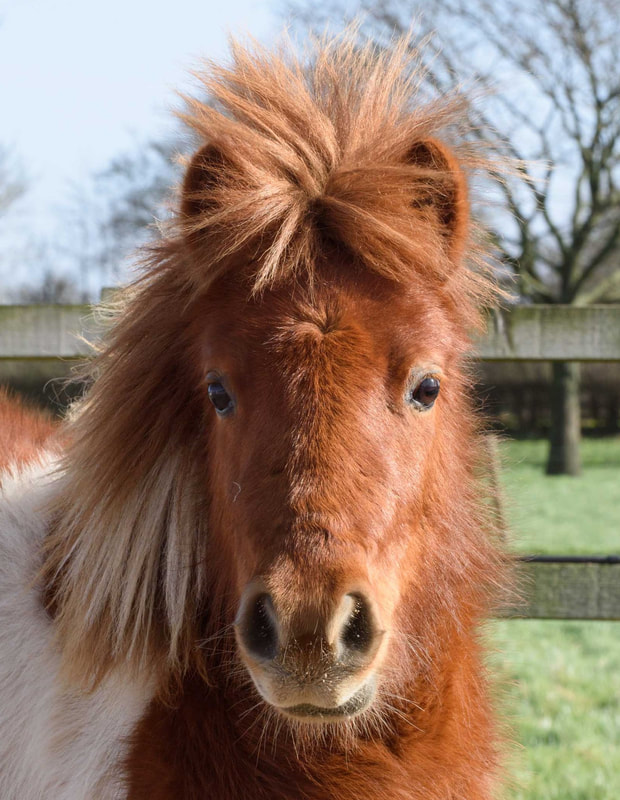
left=195, top=265, right=458, bottom=723
left=43, top=40, right=500, bottom=723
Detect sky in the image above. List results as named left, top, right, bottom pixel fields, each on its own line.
left=0, top=0, right=281, bottom=292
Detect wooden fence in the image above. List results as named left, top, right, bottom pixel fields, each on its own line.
left=1, top=300, right=619, bottom=620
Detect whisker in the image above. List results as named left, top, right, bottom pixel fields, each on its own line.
left=382, top=702, right=424, bottom=733
left=382, top=691, right=425, bottom=713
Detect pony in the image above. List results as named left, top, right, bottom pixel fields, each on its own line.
left=0, top=34, right=508, bottom=800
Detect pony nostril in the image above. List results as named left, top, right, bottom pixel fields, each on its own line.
left=240, top=593, right=279, bottom=661
left=340, top=594, right=374, bottom=654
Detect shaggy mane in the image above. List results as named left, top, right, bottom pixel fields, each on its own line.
left=41, top=31, right=502, bottom=690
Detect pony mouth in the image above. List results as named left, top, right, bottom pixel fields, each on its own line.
left=278, top=681, right=375, bottom=722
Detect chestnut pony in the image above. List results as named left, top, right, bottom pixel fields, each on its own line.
left=0, top=35, right=507, bottom=800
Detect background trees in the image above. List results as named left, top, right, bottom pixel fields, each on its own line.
left=59, top=139, right=181, bottom=295
left=0, top=145, right=25, bottom=218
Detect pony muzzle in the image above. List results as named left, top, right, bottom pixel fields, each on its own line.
left=234, top=585, right=385, bottom=720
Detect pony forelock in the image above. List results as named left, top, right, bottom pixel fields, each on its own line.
left=176, top=30, right=498, bottom=307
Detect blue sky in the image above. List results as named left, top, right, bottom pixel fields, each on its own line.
left=0, top=0, right=280, bottom=290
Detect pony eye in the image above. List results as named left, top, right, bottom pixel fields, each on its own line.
left=408, top=377, right=440, bottom=409
left=207, top=382, right=235, bottom=416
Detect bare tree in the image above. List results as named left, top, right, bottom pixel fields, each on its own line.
left=60, top=139, right=182, bottom=294
left=0, top=145, right=28, bottom=300
left=0, top=145, right=25, bottom=217
left=288, top=0, right=620, bottom=474
left=10, top=269, right=88, bottom=304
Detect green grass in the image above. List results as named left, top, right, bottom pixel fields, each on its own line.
left=500, top=437, right=620, bottom=555
left=491, top=437, right=620, bottom=798
left=490, top=620, right=620, bottom=799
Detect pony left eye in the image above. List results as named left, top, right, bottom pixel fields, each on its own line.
left=207, top=382, right=235, bottom=416
left=408, top=377, right=440, bottom=409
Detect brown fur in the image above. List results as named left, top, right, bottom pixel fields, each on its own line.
left=34, top=33, right=508, bottom=799
left=0, top=388, right=58, bottom=474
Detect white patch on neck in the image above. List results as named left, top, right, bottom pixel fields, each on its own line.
left=0, top=459, right=154, bottom=799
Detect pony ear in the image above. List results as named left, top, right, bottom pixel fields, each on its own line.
left=181, top=143, right=230, bottom=221
left=406, top=139, right=469, bottom=264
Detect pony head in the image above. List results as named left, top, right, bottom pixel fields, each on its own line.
left=43, top=34, right=501, bottom=729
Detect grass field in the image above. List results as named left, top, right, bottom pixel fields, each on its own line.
left=500, top=437, right=620, bottom=555
left=491, top=437, right=620, bottom=799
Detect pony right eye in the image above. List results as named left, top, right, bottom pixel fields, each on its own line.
left=411, top=377, right=440, bottom=408
left=406, top=375, right=441, bottom=410
left=207, top=382, right=235, bottom=416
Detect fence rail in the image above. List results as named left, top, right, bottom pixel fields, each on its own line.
left=2, top=303, right=620, bottom=361
left=1, top=300, right=619, bottom=620
left=509, top=559, right=620, bottom=620
left=479, top=306, right=620, bottom=361
left=0, top=304, right=103, bottom=359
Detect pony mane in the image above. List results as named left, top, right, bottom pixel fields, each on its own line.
left=41, top=31, right=501, bottom=690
